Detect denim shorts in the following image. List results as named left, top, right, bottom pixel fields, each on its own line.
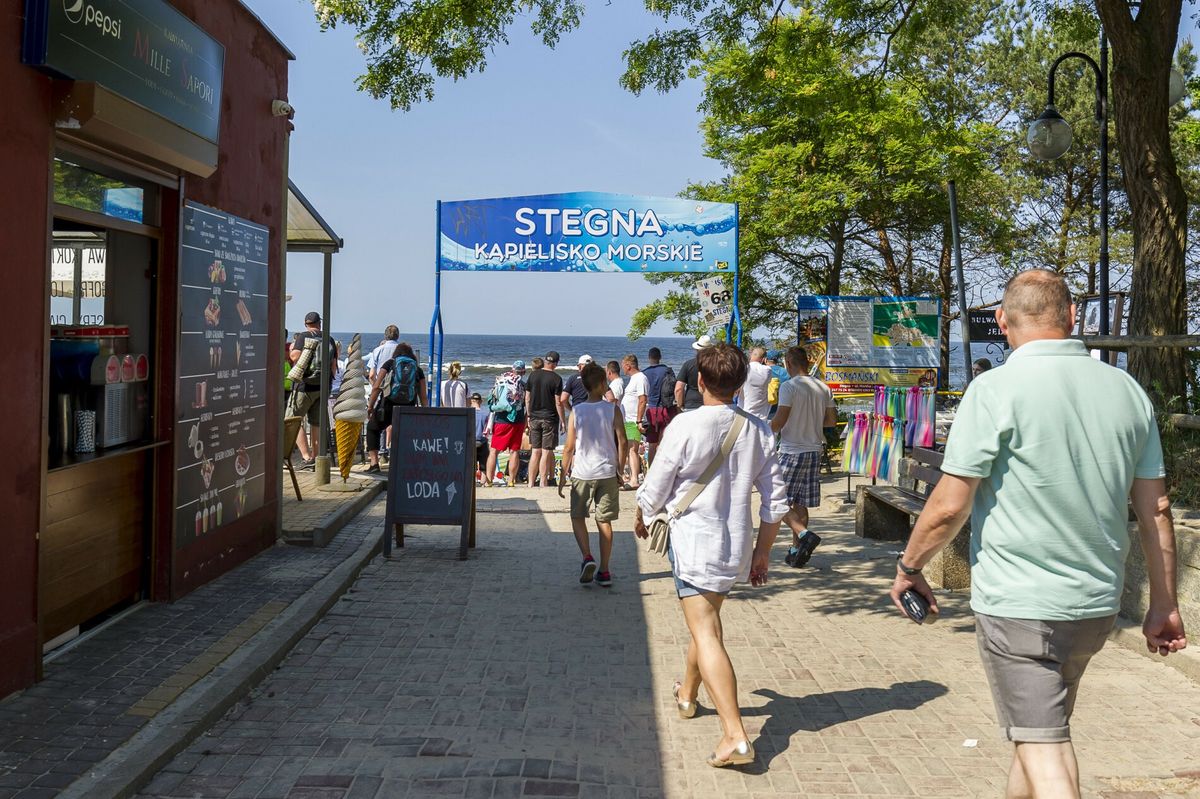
left=667, top=542, right=724, bottom=600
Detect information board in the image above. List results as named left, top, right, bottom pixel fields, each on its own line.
left=696, top=276, right=733, bottom=328
left=798, top=295, right=942, bottom=394
left=174, top=202, right=270, bottom=547
left=968, top=310, right=1005, bottom=343
left=383, top=407, right=476, bottom=559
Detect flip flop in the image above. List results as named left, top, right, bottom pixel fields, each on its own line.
left=706, top=740, right=754, bottom=768
left=672, top=680, right=697, bottom=719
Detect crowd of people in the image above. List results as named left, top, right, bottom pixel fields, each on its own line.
left=286, top=270, right=1186, bottom=789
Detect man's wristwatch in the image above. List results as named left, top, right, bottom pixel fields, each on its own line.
left=896, top=553, right=922, bottom=575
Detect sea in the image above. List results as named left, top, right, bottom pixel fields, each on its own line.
left=331, top=331, right=990, bottom=391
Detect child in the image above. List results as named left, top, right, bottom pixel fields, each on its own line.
left=559, top=363, right=628, bottom=586
left=470, top=393, right=490, bottom=485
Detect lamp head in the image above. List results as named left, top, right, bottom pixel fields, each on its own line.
left=1027, top=105, right=1073, bottom=161
left=1170, top=69, right=1187, bottom=106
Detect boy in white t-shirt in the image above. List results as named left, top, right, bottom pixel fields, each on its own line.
left=559, top=363, right=629, bottom=587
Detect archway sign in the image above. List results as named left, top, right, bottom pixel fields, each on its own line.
left=429, top=192, right=740, bottom=405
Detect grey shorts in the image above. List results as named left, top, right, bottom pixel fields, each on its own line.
left=570, top=477, right=620, bottom=522
left=289, top=388, right=321, bottom=424
left=528, top=418, right=559, bottom=450
left=975, top=613, right=1115, bottom=743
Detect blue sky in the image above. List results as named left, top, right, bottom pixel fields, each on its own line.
left=256, top=1, right=723, bottom=337
left=259, top=2, right=1200, bottom=338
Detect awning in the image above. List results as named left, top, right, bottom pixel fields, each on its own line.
left=287, top=180, right=343, bottom=253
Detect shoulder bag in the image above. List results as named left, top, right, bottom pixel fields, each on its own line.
left=646, top=409, right=748, bottom=556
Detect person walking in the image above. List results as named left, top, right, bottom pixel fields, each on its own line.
left=641, top=347, right=678, bottom=464
left=559, top=363, right=628, bottom=587
left=740, top=347, right=772, bottom=420
left=764, top=349, right=790, bottom=420
left=366, top=325, right=400, bottom=381
left=365, top=342, right=425, bottom=474
left=889, top=269, right=1186, bottom=799
left=635, top=343, right=789, bottom=769
left=620, top=354, right=648, bottom=489
left=288, top=311, right=338, bottom=467
left=770, top=346, right=835, bottom=567
left=674, top=335, right=713, bottom=412
left=604, top=360, right=624, bottom=405
left=440, top=361, right=470, bottom=407
left=470, top=392, right=490, bottom=484
left=525, top=352, right=565, bottom=488
left=485, top=361, right=528, bottom=487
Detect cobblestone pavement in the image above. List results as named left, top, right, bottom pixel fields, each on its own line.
left=136, top=482, right=1200, bottom=799
left=0, top=499, right=385, bottom=799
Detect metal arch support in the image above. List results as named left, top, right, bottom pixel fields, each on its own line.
left=429, top=201, right=444, bottom=407
left=724, top=203, right=743, bottom=347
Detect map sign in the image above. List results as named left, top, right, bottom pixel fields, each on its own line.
left=797, top=295, right=942, bottom=394
left=696, top=276, right=733, bottom=328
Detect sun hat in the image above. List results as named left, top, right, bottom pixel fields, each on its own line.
left=692, top=335, right=715, bottom=351
left=577, top=354, right=594, bottom=366
left=512, top=360, right=526, bottom=370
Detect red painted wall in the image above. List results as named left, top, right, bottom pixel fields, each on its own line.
left=168, top=0, right=290, bottom=597
left=0, top=1, right=52, bottom=698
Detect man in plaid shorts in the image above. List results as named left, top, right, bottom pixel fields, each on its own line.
left=770, top=346, right=836, bottom=567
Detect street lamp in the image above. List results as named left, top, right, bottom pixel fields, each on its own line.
left=1026, top=46, right=1111, bottom=335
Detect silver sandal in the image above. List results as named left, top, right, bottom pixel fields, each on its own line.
left=672, top=680, right=697, bottom=719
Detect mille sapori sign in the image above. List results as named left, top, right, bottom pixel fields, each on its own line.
left=23, top=0, right=225, bottom=142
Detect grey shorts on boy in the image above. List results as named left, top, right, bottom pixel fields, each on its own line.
left=570, top=477, right=620, bottom=522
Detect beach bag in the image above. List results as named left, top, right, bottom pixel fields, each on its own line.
left=487, top=371, right=525, bottom=423
left=646, top=410, right=748, bottom=556
left=386, top=356, right=420, bottom=405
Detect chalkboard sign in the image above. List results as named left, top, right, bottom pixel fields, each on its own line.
left=383, top=406, right=476, bottom=559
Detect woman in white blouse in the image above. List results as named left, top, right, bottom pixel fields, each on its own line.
left=635, top=343, right=790, bottom=768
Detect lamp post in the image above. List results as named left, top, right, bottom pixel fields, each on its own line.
left=1026, top=39, right=1110, bottom=335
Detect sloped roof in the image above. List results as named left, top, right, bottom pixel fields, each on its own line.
left=287, top=180, right=342, bottom=253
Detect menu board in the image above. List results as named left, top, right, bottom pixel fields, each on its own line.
left=383, top=407, right=476, bottom=558
left=175, top=202, right=270, bottom=547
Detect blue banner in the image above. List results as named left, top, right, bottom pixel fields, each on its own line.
left=439, top=192, right=737, bottom=273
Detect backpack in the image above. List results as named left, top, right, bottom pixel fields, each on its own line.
left=386, top=356, right=420, bottom=404
left=301, top=335, right=325, bottom=386
left=658, top=365, right=678, bottom=409
left=487, top=371, right=525, bottom=423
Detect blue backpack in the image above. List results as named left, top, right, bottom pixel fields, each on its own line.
left=386, top=356, right=420, bottom=404
left=487, top=371, right=525, bottom=423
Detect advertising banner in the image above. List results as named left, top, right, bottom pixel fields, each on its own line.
left=23, top=0, right=225, bottom=142
left=968, top=309, right=1005, bottom=343
left=174, top=202, right=269, bottom=547
left=438, top=192, right=737, bottom=273
left=798, top=295, right=942, bottom=395
left=696, top=276, right=733, bottom=328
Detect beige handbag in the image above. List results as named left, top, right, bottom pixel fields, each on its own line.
left=646, top=410, right=748, bottom=556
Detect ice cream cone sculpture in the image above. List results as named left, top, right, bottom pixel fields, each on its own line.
left=331, top=333, right=368, bottom=481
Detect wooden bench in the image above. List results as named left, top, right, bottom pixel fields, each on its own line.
left=855, top=447, right=971, bottom=589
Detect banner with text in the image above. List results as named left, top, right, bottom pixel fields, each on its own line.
left=439, top=192, right=737, bottom=273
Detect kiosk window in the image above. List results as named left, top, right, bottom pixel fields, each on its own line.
left=53, top=159, right=148, bottom=225
left=51, top=238, right=107, bottom=326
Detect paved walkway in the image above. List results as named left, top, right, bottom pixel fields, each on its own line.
left=136, top=482, right=1200, bottom=799
left=0, top=499, right=380, bottom=799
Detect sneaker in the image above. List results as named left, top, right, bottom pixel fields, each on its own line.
left=784, top=547, right=799, bottom=567
left=792, top=531, right=821, bottom=567
left=596, top=571, right=612, bottom=587
left=579, top=557, right=598, bottom=584
left=365, top=464, right=381, bottom=474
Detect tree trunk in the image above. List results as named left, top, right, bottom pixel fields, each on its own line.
left=826, top=218, right=846, bottom=296
left=875, top=227, right=903, bottom=295
left=1095, top=0, right=1188, bottom=404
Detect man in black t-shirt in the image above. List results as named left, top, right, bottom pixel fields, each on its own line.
left=560, top=354, right=594, bottom=412
left=525, top=352, right=564, bottom=487
left=674, top=335, right=713, bottom=412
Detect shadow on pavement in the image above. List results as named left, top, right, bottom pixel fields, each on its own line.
left=745, top=681, right=950, bottom=772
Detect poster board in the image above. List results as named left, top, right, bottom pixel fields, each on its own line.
left=174, top=202, right=269, bottom=547
left=696, top=276, right=733, bottom=328
left=383, top=406, right=476, bottom=560
left=797, top=295, right=942, bottom=395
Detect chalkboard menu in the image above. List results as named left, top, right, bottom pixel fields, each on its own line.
left=383, top=407, right=476, bottom=559
left=174, top=202, right=270, bottom=547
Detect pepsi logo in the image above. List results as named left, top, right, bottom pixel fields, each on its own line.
left=63, top=0, right=84, bottom=23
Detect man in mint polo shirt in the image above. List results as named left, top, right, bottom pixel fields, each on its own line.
left=889, top=269, right=1186, bottom=799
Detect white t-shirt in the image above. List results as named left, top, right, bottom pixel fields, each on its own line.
left=741, top=361, right=772, bottom=419
left=609, top=377, right=624, bottom=406
left=441, top=378, right=468, bottom=408
left=621, top=371, right=648, bottom=421
left=637, top=405, right=790, bottom=592
left=777, top=375, right=835, bottom=454
left=571, top=400, right=619, bottom=480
